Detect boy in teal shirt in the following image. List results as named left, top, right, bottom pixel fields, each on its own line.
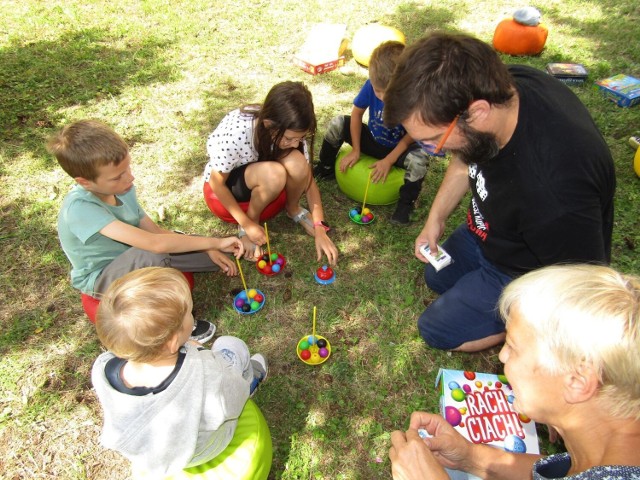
left=49, top=119, right=243, bottom=341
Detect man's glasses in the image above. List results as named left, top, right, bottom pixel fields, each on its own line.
left=418, top=115, right=460, bottom=157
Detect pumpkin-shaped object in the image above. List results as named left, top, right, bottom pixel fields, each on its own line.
left=493, top=7, right=548, bottom=56
left=351, top=24, right=405, bottom=67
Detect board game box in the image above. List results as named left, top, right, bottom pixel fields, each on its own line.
left=545, top=63, right=588, bottom=85
left=435, top=369, right=540, bottom=453
left=435, top=369, right=540, bottom=480
left=595, top=74, right=640, bottom=107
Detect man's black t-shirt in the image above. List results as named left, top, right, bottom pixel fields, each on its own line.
left=467, top=65, right=615, bottom=277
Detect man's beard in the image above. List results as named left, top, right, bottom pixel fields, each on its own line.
left=451, top=124, right=500, bottom=166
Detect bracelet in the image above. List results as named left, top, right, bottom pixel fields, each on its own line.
left=314, top=221, right=330, bottom=232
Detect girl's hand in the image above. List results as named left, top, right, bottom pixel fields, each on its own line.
left=315, top=231, right=338, bottom=266
left=243, top=222, right=266, bottom=246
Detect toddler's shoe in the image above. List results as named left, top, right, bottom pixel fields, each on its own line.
left=249, top=353, right=268, bottom=396
left=190, top=320, right=216, bottom=344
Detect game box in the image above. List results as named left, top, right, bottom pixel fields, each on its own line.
left=595, top=74, right=640, bottom=107
left=435, top=369, right=540, bottom=480
left=545, top=63, right=588, bottom=85
left=436, top=369, right=539, bottom=452
left=292, top=23, right=347, bottom=76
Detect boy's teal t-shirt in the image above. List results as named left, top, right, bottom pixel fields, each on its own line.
left=57, top=185, right=145, bottom=295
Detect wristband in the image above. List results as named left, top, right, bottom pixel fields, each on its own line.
left=314, top=221, right=330, bottom=232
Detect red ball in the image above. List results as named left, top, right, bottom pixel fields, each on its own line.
left=263, top=264, right=272, bottom=274
left=254, top=293, right=264, bottom=303
left=300, top=349, right=311, bottom=360
left=317, top=266, right=334, bottom=280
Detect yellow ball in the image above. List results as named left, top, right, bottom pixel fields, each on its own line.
left=634, top=147, right=640, bottom=177
left=351, top=24, right=405, bottom=67
left=248, top=289, right=257, bottom=299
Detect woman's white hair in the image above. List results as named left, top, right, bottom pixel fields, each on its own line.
left=499, top=264, right=640, bottom=420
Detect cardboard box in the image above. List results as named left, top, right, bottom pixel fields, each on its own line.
left=293, top=23, right=347, bottom=75
left=546, top=63, right=588, bottom=85
left=595, top=74, right=640, bottom=107
left=435, top=369, right=539, bottom=453
left=291, top=56, right=345, bottom=75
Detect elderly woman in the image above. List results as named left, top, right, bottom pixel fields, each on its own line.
left=389, top=264, right=640, bottom=480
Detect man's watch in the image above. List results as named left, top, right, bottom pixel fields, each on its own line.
left=314, top=220, right=330, bottom=232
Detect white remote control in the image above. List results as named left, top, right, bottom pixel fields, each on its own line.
left=419, top=244, right=452, bottom=271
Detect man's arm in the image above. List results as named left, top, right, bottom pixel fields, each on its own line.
left=415, top=155, right=470, bottom=260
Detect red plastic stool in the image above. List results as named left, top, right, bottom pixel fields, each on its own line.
left=203, top=182, right=286, bottom=224
left=82, top=271, right=195, bottom=324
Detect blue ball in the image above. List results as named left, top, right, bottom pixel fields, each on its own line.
left=271, top=264, right=281, bottom=273
left=308, top=335, right=317, bottom=345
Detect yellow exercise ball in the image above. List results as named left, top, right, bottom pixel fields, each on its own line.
left=351, top=24, right=405, bottom=67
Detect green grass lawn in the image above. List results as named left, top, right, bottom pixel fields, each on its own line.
left=1, top=0, right=638, bottom=478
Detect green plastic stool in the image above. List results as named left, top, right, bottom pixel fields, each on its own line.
left=335, top=148, right=405, bottom=205
left=135, top=400, right=272, bottom=480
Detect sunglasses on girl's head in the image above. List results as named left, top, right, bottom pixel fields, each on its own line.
left=418, top=115, right=459, bottom=157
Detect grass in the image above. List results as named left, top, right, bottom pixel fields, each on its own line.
left=1, top=0, right=638, bottom=478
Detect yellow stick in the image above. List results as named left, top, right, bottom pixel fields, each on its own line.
left=235, top=257, right=248, bottom=296
left=312, top=306, right=316, bottom=340
left=264, top=222, right=272, bottom=264
left=361, top=171, right=372, bottom=212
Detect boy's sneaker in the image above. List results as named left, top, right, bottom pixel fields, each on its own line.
left=390, top=204, right=413, bottom=225
left=249, top=353, right=268, bottom=397
left=190, top=320, right=216, bottom=344
left=313, top=164, right=335, bottom=180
